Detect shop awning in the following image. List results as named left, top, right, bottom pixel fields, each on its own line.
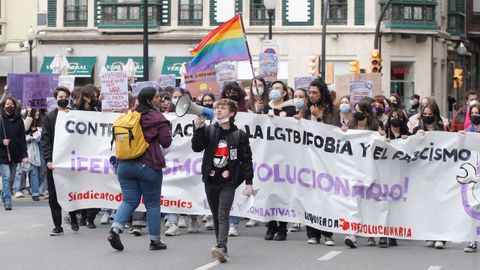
left=162, top=56, right=193, bottom=78
left=40, top=56, right=96, bottom=77
left=105, top=56, right=154, bottom=78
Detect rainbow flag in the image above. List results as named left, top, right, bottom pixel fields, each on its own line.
left=187, top=15, right=250, bottom=74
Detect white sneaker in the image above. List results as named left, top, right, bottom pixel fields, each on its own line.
left=307, top=237, right=319, bottom=244
left=324, top=236, right=335, bottom=246
left=165, top=221, right=171, bottom=229
left=434, top=241, right=445, bottom=249
left=245, top=219, right=259, bottom=227
left=100, top=212, right=110, bottom=225
left=288, top=223, right=301, bottom=232
left=165, top=224, right=180, bottom=236
left=228, top=224, right=239, bottom=236
left=344, top=235, right=357, bottom=248
left=201, top=215, right=208, bottom=222
left=426, top=240, right=435, bottom=247
left=178, top=216, right=187, bottom=228
left=464, top=241, right=477, bottom=253
left=188, top=219, right=200, bottom=233
left=205, top=217, right=214, bottom=230
left=14, top=192, right=24, bottom=198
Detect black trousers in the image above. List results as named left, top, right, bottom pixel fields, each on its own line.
left=205, top=182, right=235, bottom=248
left=306, top=226, right=333, bottom=239
left=47, top=169, right=77, bottom=227
left=79, top=208, right=101, bottom=222
left=267, top=221, right=287, bottom=232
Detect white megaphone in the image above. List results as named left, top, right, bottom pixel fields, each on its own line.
left=175, top=94, right=215, bottom=120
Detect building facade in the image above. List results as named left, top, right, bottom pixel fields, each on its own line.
left=1, top=0, right=478, bottom=114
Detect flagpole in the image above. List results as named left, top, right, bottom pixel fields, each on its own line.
left=238, top=13, right=256, bottom=81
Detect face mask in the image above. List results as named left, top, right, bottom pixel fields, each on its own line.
left=376, top=107, right=384, bottom=116
left=34, top=115, right=40, bottom=120
left=470, top=100, right=478, bottom=107
left=172, top=98, right=179, bottom=106
left=410, top=99, right=419, bottom=106
left=90, top=99, right=98, bottom=108
left=339, top=103, right=351, bottom=113
left=227, top=95, right=239, bottom=102
left=4, top=106, right=15, bottom=115
left=423, top=115, right=435, bottom=125
left=354, top=111, right=366, bottom=121
left=293, top=98, right=305, bottom=110
left=391, top=102, right=398, bottom=108
left=57, top=99, right=69, bottom=109
left=269, top=89, right=282, bottom=101
left=216, top=117, right=230, bottom=124
left=471, top=115, right=480, bottom=126
left=252, top=87, right=264, bottom=97
left=204, top=104, right=213, bottom=109
left=390, top=118, right=402, bottom=128
left=21, top=109, right=27, bottom=118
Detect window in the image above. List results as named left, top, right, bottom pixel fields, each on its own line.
left=403, top=6, right=412, bottom=20
left=324, top=0, right=347, bottom=25
left=283, top=0, right=314, bottom=26
left=98, top=0, right=171, bottom=27
left=64, top=0, right=88, bottom=27
left=103, top=6, right=113, bottom=21
left=382, top=1, right=438, bottom=29
left=475, top=0, right=480, bottom=12
left=413, top=7, right=422, bottom=20
left=250, top=0, right=274, bottom=25
left=447, top=0, right=465, bottom=36
left=178, top=0, right=202, bottom=26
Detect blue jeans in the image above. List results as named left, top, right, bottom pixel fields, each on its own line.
left=112, top=160, right=163, bottom=241
left=230, top=216, right=241, bottom=225
left=13, top=164, right=40, bottom=196
left=1, top=163, right=17, bottom=204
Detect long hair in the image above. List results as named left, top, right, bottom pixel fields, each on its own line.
left=270, top=80, right=289, bottom=101
left=305, top=78, right=334, bottom=118
left=247, top=76, right=269, bottom=112
left=385, top=108, right=409, bottom=138
left=348, top=98, right=380, bottom=131
left=136, top=87, right=158, bottom=115
left=221, top=81, right=247, bottom=112
left=419, top=102, right=444, bottom=131
left=0, top=96, right=20, bottom=117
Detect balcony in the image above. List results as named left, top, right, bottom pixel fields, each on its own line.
left=381, top=0, right=439, bottom=30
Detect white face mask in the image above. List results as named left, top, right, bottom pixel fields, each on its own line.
left=470, top=100, right=478, bottom=107
left=252, top=87, right=264, bottom=97
left=216, top=117, right=230, bottom=124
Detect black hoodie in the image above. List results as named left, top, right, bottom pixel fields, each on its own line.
left=0, top=113, right=27, bottom=164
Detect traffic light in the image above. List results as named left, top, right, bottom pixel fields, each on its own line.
left=453, top=68, right=463, bottom=89
left=370, top=49, right=382, bottom=73
left=349, top=60, right=360, bottom=73
left=308, top=55, right=320, bottom=77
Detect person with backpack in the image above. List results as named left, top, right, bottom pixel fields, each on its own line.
left=107, top=87, right=172, bottom=251
left=192, top=98, right=254, bottom=263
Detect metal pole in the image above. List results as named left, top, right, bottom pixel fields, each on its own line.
left=374, top=0, right=393, bottom=52
left=28, top=40, right=33, bottom=72
left=321, top=0, right=328, bottom=78
left=267, top=9, right=274, bottom=40
left=143, top=0, right=149, bottom=81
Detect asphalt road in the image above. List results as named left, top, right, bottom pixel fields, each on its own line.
left=0, top=198, right=479, bottom=270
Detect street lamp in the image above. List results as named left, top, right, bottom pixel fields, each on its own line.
left=263, top=0, right=276, bottom=40
left=457, top=42, right=467, bottom=97
left=26, top=26, right=36, bottom=72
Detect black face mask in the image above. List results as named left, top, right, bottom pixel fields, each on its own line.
left=376, top=107, right=384, bottom=116
left=227, top=95, right=239, bottom=102
left=390, top=118, right=402, bottom=128
left=90, top=98, right=99, bottom=108
left=57, top=99, right=69, bottom=109
left=4, top=106, right=15, bottom=116
left=423, top=115, right=436, bottom=125
left=354, top=111, right=366, bottom=121
left=391, top=102, right=398, bottom=109
left=203, top=104, right=213, bottom=109
left=471, top=115, right=480, bottom=126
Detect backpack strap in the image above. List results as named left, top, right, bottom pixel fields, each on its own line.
left=232, top=129, right=240, bottom=148
left=110, top=126, right=115, bottom=151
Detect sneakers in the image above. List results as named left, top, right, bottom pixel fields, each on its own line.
left=50, top=226, right=64, bottom=236
left=389, top=238, right=398, bottom=246
left=71, top=222, right=79, bottom=232
left=107, top=229, right=124, bottom=251
left=245, top=219, right=259, bottom=227
left=211, top=245, right=228, bottom=263
left=288, top=223, right=301, bottom=232
left=165, top=224, right=180, bottom=236
left=150, top=240, right=167, bottom=250
left=426, top=240, right=435, bottom=247
left=274, top=229, right=287, bottom=241
left=178, top=216, right=187, bottom=228
left=307, top=237, right=319, bottom=244
left=228, top=224, right=239, bottom=237
left=132, top=226, right=142, bottom=236
left=32, top=196, right=40, bottom=201
left=379, top=237, right=388, bottom=248
left=4, top=203, right=12, bottom=211
left=205, top=217, right=214, bottom=230
left=188, top=219, right=200, bottom=233
left=324, top=236, right=335, bottom=246
left=434, top=241, right=446, bottom=249
left=264, top=228, right=277, bottom=241
left=344, top=235, right=357, bottom=248
left=86, top=220, right=97, bottom=229
left=100, top=212, right=110, bottom=225
left=464, top=241, right=477, bottom=253
left=366, top=237, right=376, bottom=246
left=14, top=191, right=24, bottom=198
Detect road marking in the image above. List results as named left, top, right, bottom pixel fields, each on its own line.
left=0, top=231, right=10, bottom=236
left=427, top=266, right=442, bottom=270
left=29, top=224, right=46, bottom=228
left=317, top=251, right=342, bottom=261
left=194, top=261, right=220, bottom=270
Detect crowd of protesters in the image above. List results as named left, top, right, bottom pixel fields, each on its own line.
left=0, top=76, right=479, bottom=261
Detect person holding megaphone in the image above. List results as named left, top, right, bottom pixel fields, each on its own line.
left=191, top=98, right=254, bottom=263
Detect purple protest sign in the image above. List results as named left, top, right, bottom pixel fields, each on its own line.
left=22, top=76, right=52, bottom=109
left=6, top=74, right=26, bottom=101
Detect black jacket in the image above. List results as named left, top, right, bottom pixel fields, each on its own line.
left=191, top=122, right=253, bottom=188
left=0, top=113, right=27, bottom=164
left=41, top=109, right=58, bottom=164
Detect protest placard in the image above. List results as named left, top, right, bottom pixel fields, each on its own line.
left=349, top=80, right=374, bottom=106
left=258, top=53, right=278, bottom=83
left=100, top=70, right=128, bottom=112
left=22, top=76, right=52, bottom=109
left=133, top=81, right=159, bottom=96
left=58, top=75, right=75, bottom=91
left=215, top=62, right=237, bottom=90
left=157, top=74, right=176, bottom=89
left=184, top=70, right=219, bottom=97
left=294, top=77, right=315, bottom=90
